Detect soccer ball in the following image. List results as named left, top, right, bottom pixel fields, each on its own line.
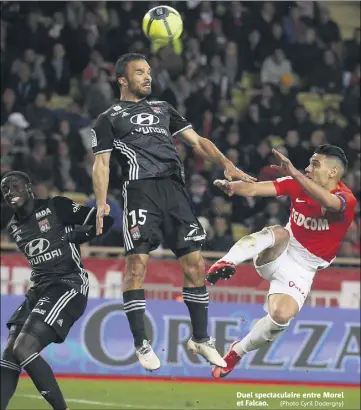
left=142, top=5, right=183, bottom=42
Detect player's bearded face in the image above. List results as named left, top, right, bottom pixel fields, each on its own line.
left=129, top=75, right=152, bottom=98
left=1, top=176, right=31, bottom=209
left=127, top=61, right=152, bottom=98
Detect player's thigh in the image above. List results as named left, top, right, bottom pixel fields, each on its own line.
left=165, top=181, right=206, bottom=256
left=24, top=282, right=87, bottom=343
left=6, top=288, right=38, bottom=332
left=122, top=180, right=163, bottom=255
left=255, top=251, right=313, bottom=312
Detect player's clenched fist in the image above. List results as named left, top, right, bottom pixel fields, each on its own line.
left=96, top=203, right=111, bottom=235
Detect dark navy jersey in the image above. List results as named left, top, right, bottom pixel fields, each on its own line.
left=91, top=99, right=192, bottom=183
left=7, top=197, right=96, bottom=294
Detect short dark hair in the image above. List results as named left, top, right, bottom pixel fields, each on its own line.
left=314, top=144, right=348, bottom=171
left=1, top=171, right=31, bottom=184
left=115, top=53, right=146, bottom=79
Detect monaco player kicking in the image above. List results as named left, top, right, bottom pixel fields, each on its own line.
left=207, top=144, right=356, bottom=379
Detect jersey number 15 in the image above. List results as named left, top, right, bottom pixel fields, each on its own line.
left=129, top=209, right=148, bottom=227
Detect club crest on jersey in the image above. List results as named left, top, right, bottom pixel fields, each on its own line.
left=38, top=218, right=51, bottom=233
left=130, top=226, right=141, bottom=240
left=151, top=106, right=162, bottom=114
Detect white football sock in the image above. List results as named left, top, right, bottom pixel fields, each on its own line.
left=232, top=314, right=289, bottom=357
left=220, top=228, right=275, bottom=265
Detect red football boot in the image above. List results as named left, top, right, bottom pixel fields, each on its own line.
left=206, top=260, right=236, bottom=285
left=212, top=341, right=242, bottom=379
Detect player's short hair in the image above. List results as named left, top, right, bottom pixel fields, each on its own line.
left=115, top=53, right=147, bottom=79
left=314, top=144, right=348, bottom=173
left=1, top=171, right=31, bottom=185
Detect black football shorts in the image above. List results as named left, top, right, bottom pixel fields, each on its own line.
left=7, top=280, right=87, bottom=343
left=122, top=176, right=206, bottom=257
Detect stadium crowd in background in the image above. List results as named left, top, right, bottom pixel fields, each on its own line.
left=1, top=1, right=360, bottom=256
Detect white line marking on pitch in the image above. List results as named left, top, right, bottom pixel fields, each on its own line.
left=19, top=394, right=172, bottom=409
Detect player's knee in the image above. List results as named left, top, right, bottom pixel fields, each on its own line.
left=2, top=325, right=21, bottom=361
left=124, top=254, right=148, bottom=287
left=181, top=253, right=205, bottom=286
left=13, top=333, right=40, bottom=364
left=269, top=305, right=294, bottom=325
left=270, top=226, right=290, bottom=246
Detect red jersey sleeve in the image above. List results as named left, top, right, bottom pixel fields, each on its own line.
left=272, top=176, right=298, bottom=197
left=333, top=189, right=357, bottom=213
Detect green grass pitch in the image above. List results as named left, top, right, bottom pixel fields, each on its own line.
left=8, top=377, right=360, bottom=410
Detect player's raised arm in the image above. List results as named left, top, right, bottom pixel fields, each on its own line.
left=180, top=128, right=257, bottom=183
left=93, top=152, right=112, bottom=235
left=214, top=179, right=277, bottom=197
left=52, top=196, right=114, bottom=243
left=91, top=113, right=114, bottom=234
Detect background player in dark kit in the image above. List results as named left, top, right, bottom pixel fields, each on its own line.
left=0, top=171, right=113, bottom=410
left=92, top=53, right=256, bottom=370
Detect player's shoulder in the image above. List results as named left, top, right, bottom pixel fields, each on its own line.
left=334, top=182, right=357, bottom=205
left=51, top=196, right=73, bottom=208
left=147, top=99, right=169, bottom=106
left=100, top=102, right=129, bottom=118
left=274, top=176, right=299, bottom=188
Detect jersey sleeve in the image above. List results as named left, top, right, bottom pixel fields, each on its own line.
left=333, top=190, right=357, bottom=213
left=168, top=104, right=193, bottom=137
left=272, top=176, right=298, bottom=197
left=91, top=113, right=114, bottom=155
left=52, top=196, right=96, bottom=226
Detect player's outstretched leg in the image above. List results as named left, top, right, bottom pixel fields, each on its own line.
left=12, top=323, right=69, bottom=410
left=212, top=294, right=298, bottom=379
left=206, top=226, right=289, bottom=285
left=179, top=251, right=226, bottom=368
left=122, top=254, right=160, bottom=371
left=1, top=325, right=22, bottom=409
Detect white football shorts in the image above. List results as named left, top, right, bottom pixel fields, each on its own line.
left=253, top=246, right=315, bottom=311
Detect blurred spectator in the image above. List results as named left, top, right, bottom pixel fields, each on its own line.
left=283, top=5, right=305, bottom=44
left=261, top=49, right=293, bottom=85
left=284, top=130, right=310, bottom=170
left=0, top=1, right=359, bottom=252
left=344, top=28, right=360, bottom=72
left=209, top=216, right=234, bottom=252
left=43, top=43, right=71, bottom=95
left=293, top=27, right=322, bottom=81
left=23, top=143, right=53, bottom=185
left=11, top=62, right=39, bottom=110
left=253, top=199, right=289, bottom=232
left=317, top=6, right=341, bottom=46
left=26, top=92, right=55, bottom=132
left=291, top=105, right=316, bottom=140
left=1, top=88, right=19, bottom=125
left=1, top=113, right=30, bottom=155
left=85, top=68, right=114, bottom=118
left=1, top=138, right=14, bottom=178
left=322, top=108, right=343, bottom=145
left=311, top=49, right=342, bottom=93
left=53, top=140, right=77, bottom=192
left=189, top=174, right=212, bottom=217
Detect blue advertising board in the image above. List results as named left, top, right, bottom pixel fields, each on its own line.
left=1, top=296, right=359, bottom=384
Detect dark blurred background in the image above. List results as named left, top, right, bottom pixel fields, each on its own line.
left=1, top=1, right=359, bottom=257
